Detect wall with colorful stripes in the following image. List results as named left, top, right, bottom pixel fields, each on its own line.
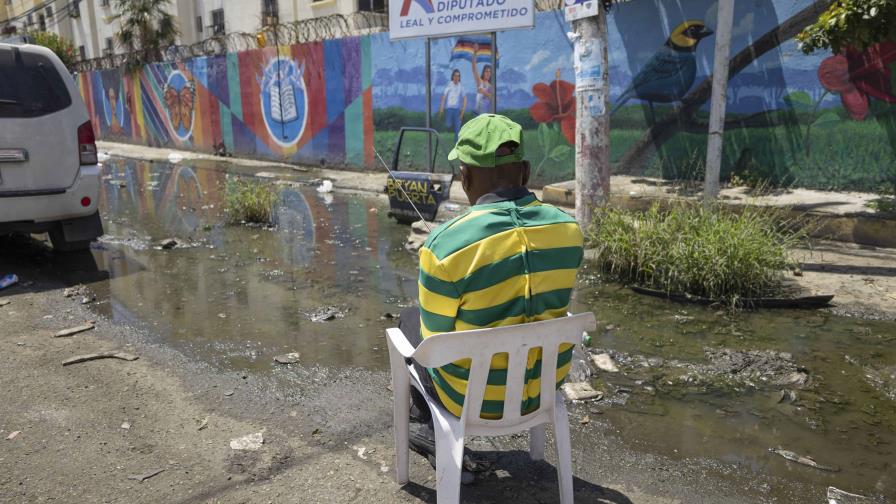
left=77, top=37, right=375, bottom=168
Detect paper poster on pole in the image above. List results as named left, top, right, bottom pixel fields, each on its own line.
left=564, top=0, right=599, bottom=21
left=574, top=37, right=601, bottom=91
left=389, top=0, right=534, bottom=40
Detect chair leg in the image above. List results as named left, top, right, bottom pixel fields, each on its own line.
left=432, top=411, right=465, bottom=504
left=390, top=362, right=411, bottom=485
left=552, top=392, right=574, bottom=504
left=529, top=423, right=546, bottom=461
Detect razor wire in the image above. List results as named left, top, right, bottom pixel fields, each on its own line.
left=73, top=12, right=387, bottom=73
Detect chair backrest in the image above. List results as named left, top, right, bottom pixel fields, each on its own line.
left=412, top=312, right=596, bottom=429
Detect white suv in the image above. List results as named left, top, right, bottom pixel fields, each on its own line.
left=0, top=42, right=102, bottom=251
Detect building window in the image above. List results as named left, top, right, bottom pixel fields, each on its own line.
left=262, top=0, right=278, bottom=24
left=25, top=13, right=33, bottom=28
left=71, top=1, right=81, bottom=18
left=104, top=37, right=114, bottom=56
left=195, top=15, right=203, bottom=36
left=211, top=9, right=224, bottom=36
left=38, top=14, right=46, bottom=31
left=100, top=0, right=110, bottom=7
left=78, top=45, right=86, bottom=60
left=46, top=6, right=54, bottom=19
left=357, top=0, right=386, bottom=12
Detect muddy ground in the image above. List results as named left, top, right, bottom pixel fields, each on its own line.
left=0, top=245, right=832, bottom=504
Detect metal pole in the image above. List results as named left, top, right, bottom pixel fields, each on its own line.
left=704, top=0, right=735, bottom=201
left=425, top=37, right=432, bottom=170
left=573, top=12, right=610, bottom=228
left=490, top=31, right=497, bottom=114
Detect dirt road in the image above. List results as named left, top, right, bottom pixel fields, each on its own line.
left=0, top=238, right=832, bottom=504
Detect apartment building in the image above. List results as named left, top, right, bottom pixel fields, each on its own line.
left=0, top=0, right=384, bottom=61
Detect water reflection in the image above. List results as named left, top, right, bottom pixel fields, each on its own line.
left=92, top=158, right=417, bottom=371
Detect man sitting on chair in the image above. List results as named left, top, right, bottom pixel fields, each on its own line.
left=399, top=114, right=585, bottom=478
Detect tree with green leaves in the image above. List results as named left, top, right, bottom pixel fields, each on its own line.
left=797, top=0, right=896, bottom=53
left=27, top=31, right=77, bottom=71
left=112, top=0, right=178, bottom=67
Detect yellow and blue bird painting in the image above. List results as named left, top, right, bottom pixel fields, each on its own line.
left=611, top=20, right=714, bottom=122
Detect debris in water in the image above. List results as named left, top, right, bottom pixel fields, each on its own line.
left=317, top=180, right=333, bottom=193
left=827, top=486, right=872, bottom=503
left=579, top=415, right=591, bottom=425
left=128, top=468, right=164, bottom=482
left=592, top=353, right=620, bottom=373
left=353, top=445, right=368, bottom=459
left=224, top=390, right=235, bottom=397
left=230, top=432, right=264, bottom=450
left=561, top=382, right=603, bottom=402
left=306, top=305, right=347, bottom=323
left=381, top=312, right=399, bottom=320
left=121, top=422, right=131, bottom=430
left=6, top=431, right=21, bottom=440
left=159, top=238, right=178, bottom=250
left=197, top=417, right=209, bottom=431
left=80, top=296, right=95, bottom=305
left=54, top=323, right=95, bottom=338
left=768, top=447, right=839, bottom=472
left=273, top=352, right=301, bottom=364
left=62, top=351, right=138, bottom=366
left=0, top=274, right=18, bottom=290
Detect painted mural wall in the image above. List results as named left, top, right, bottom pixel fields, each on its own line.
left=78, top=1, right=896, bottom=192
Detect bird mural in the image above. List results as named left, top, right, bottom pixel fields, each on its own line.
left=611, top=20, right=714, bottom=123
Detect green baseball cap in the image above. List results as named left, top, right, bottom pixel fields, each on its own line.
left=447, top=114, right=525, bottom=167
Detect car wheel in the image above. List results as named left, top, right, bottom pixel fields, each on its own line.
left=49, top=229, right=93, bottom=252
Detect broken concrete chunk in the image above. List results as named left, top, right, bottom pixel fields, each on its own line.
left=229, top=432, right=264, bottom=451
left=0, top=299, right=9, bottom=307
left=592, top=353, right=620, bottom=373
left=6, top=431, right=21, bottom=440
left=273, top=352, right=301, bottom=365
left=561, top=382, right=604, bottom=402
left=54, top=323, right=95, bottom=338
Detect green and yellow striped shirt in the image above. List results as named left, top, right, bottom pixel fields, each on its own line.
left=418, top=190, right=584, bottom=418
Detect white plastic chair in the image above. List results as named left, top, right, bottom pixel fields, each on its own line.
left=386, top=312, right=597, bottom=504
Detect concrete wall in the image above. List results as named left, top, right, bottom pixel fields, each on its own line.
left=77, top=3, right=896, bottom=192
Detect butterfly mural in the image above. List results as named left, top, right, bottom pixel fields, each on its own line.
left=163, top=71, right=196, bottom=140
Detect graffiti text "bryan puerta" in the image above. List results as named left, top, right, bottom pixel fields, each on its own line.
left=386, top=179, right=438, bottom=205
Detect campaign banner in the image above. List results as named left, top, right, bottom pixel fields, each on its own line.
left=389, top=0, right=534, bottom=40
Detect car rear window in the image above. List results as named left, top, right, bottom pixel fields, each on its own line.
left=0, top=45, right=72, bottom=118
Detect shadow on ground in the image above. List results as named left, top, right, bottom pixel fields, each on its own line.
left=0, top=234, right=108, bottom=296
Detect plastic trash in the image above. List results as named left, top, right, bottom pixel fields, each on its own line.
left=167, top=152, right=184, bottom=163
left=97, top=150, right=111, bottom=162
left=0, top=274, right=18, bottom=290
left=316, top=180, right=333, bottom=193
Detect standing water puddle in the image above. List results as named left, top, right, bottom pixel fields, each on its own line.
left=84, top=158, right=893, bottom=499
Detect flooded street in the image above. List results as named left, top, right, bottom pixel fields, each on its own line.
left=79, top=158, right=894, bottom=500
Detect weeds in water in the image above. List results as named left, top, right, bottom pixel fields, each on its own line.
left=225, top=177, right=278, bottom=225
left=586, top=203, right=808, bottom=305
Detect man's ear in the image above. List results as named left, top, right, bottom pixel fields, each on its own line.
left=460, top=165, right=471, bottom=192
left=520, top=161, right=531, bottom=187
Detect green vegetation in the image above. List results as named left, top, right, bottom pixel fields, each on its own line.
left=797, top=0, right=896, bottom=53
left=225, top=178, right=278, bottom=225
left=112, top=0, right=179, bottom=67
left=26, top=31, right=77, bottom=70
left=586, top=203, right=807, bottom=305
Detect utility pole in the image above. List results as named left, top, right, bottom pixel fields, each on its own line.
left=704, top=0, right=735, bottom=201
left=573, top=9, right=610, bottom=228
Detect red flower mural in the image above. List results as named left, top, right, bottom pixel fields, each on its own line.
left=529, top=70, right=576, bottom=145
left=818, top=41, right=896, bottom=120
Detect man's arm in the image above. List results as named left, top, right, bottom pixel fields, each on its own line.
left=417, top=245, right=461, bottom=338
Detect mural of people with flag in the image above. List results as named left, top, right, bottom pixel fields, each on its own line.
left=438, top=69, right=467, bottom=142
left=450, top=36, right=497, bottom=115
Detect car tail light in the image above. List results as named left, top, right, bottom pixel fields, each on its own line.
left=77, top=121, right=98, bottom=165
